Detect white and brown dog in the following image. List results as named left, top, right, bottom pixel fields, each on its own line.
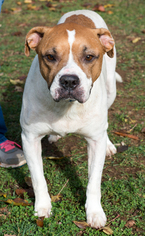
left=20, top=10, right=122, bottom=228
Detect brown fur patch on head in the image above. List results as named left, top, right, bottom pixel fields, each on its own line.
left=64, top=14, right=96, bottom=29
left=36, top=24, right=70, bottom=87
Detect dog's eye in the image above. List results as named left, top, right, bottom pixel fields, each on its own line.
left=46, top=54, right=56, bottom=62
left=85, top=55, right=94, bottom=62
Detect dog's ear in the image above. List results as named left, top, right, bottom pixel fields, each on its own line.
left=25, top=27, right=51, bottom=56
left=93, top=28, right=115, bottom=58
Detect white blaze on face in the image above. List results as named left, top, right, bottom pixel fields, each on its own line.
left=50, top=29, right=93, bottom=103
left=67, top=30, right=75, bottom=64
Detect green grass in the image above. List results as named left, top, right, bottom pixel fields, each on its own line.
left=0, top=0, right=145, bottom=235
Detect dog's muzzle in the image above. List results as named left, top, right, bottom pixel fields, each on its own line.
left=51, top=74, right=88, bottom=104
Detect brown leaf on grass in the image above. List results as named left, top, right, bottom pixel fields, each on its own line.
left=141, top=29, right=145, bottom=34
left=15, top=188, right=34, bottom=198
left=102, top=226, right=113, bottom=235
left=17, top=2, right=22, bottom=5
left=11, top=31, right=22, bottom=36
left=27, top=4, right=37, bottom=10
left=46, top=2, right=53, bottom=8
left=0, top=198, right=33, bottom=206
left=14, top=86, right=23, bottom=92
left=36, top=216, right=45, bottom=227
left=51, top=194, right=63, bottom=203
left=25, top=176, right=33, bottom=187
left=107, top=11, right=113, bottom=15
left=2, top=9, right=10, bottom=14
left=125, top=219, right=136, bottom=228
left=73, top=221, right=89, bottom=229
left=132, top=37, right=141, bottom=43
left=11, top=7, right=22, bottom=13
left=92, top=4, right=105, bottom=12
left=10, top=78, right=25, bottom=85
left=114, top=131, right=139, bottom=140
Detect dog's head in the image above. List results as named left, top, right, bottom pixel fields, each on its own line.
left=25, top=23, right=114, bottom=103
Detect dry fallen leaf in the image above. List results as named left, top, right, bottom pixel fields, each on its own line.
left=24, top=0, right=32, bottom=3
left=102, top=226, right=113, bottom=235
left=73, top=221, right=89, bottom=229
left=132, top=37, right=141, bottom=43
left=11, top=7, right=22, bottom=13
left=104, top=4, right=114, bottom=8
left=107, top=11, right=113, bottom=14
left=17, top=2, right=22, bottom=5
left=27, top=4, right=37, bottom=10
left=25, top=176, right=33, bottom=187
left=0, top=198, right=33, bottom=206
left=11, top=31, right=22, bottom=36
left=51, top=194, right=63, bottom=203
left=125, top=219, right=136, bottom=228
left=10, top=78, right=24, bottom=85
left=36, top=216, right=45, bottom=227
left=14, top=86, right=23, bottom=92
left=15, top=188, right=34, bottom=198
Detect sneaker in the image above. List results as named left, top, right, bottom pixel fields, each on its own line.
left=0, top=140, right=26, bottom=168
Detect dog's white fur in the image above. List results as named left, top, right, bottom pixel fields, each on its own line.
left=20, top=10, right=121, bottom=228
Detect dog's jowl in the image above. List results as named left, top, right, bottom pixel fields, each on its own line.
left=20, top=10, right=122, bottom=229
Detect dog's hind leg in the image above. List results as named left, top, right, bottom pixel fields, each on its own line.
left=106, top=134, right=117, bottom=156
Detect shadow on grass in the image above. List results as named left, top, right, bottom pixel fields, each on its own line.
left=42, top=138, right=86, bottom=206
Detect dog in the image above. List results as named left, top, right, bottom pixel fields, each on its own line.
left=20, top=10, right=122, bottom=229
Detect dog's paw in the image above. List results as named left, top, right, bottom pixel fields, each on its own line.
left=87, top=210, right=107, bottom=229
left=106, top=138, right=117, bottom=156
left=48, top=135, right=61, bottom=144
left=34, top=199, right=52, bottom=218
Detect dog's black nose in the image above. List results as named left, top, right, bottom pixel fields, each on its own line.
left=60, top=75, right=79, bottom=90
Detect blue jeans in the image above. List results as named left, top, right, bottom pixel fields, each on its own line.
left=0, top=0, right=4, bottom=12
left=0, top=105, right=7, bottom=144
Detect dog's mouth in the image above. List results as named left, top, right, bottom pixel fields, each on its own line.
left=53, top=88, right=85, bottom=103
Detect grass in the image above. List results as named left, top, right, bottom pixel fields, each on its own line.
left=0, top=0, right=145, bottom=235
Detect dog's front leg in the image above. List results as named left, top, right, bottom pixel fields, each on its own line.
left=85, top=131, right=107, bottom=228
left=22, top=131, right=52, bottom=218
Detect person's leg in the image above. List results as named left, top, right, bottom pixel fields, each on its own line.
left=0, top=106, right=26, bottom=168
left=0, top=105, right=7, bottom=144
